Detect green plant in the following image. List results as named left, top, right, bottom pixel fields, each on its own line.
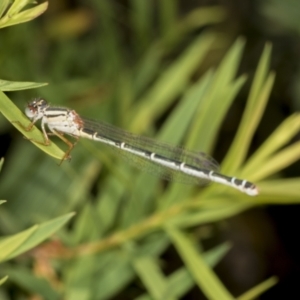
left=0, top=0, right=75, bottom=293
left=1, top=1, right=300, bottom=299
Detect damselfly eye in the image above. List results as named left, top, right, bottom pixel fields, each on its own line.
left=25, top=99, right=47, bottom=118
left=29, top=103, right=37, bottom=110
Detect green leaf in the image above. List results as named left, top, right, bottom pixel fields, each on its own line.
left=0, top=79, right=48, bottom=91
left=7, top=0, right=38, bottom=16
left=166, top=225, right=234, bottom=300
left=222, top=44, right=274, bottom=174
left=243, top=113, right=300, bottom=176
left=0, top=276, right=8, bottom=286
left=170, top=201, right=253, bottom=229
left=258, top=178, right=300, bottom=201
left=0, top=91, right=65, bottom=160
left=0, top=1, right=48, bottom=28
left=1, top=1, right=299, bottom=296
left=135, top=243, right=231, bottom=300
left=238, top=276, right=278, bottom=300
left=3, top=267, right=60, bottom=299
left=0, top=225, right=38, bottom=262
left=0, top=157, right=4, bottom=172
left=0, top=0, right=10, bottom=18
left=134, top=256, right=177, bottom=300
left=0, top=212, right=75, bottom=262
left=129, top=32, right=215, bottom=133
left=185, top=38, right=247, bottom=153
left=250, top=141, right=300, bottom=181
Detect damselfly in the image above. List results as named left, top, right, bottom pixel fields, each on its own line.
left=22, top=98, right=258, bottom=196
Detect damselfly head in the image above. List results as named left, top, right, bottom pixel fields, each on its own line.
left=25, top=98, right=49, bottom=119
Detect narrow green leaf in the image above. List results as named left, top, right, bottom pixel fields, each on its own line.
left=238, top=276, right=278, bottom=300
left=258, top=178, right=300, bottom=201
left=247, top=43, right=272, bottom=111
left=250, top=141, right=300, bottom=181
left=0, top=0, right=10, bottom=18
left=158, top=0, right=178, bottom=38
left=160, top=242, right=231, bottom=299
left=242, top=113, right=300, bottom=175
left=5, top=212, right=75, bottom=260
left=0, top=225, right=38, bottom=262
left=166, top=226, right=234, bottom=300
left=0, top=276, right=8, bottom=286
left=0, top=1, right=48, bottom=28
left=0, top=79, right=48, bottom=91
left=158, top=70, right=214, bottom=144
left=0, top=157, right=4, bottom=172
left=134, top=256, right=177, bottom=300
left=3, top=267, right=60, bottom=300
left=130, top=33, right=215, bottom=132
left=188, top=74, right=247, bottom=152
left=131, top=0, right=153, bottom=51
left=180, top=6, right=226, bottom=31
left=186, top=38, right=246, bottom=153
left=92, top=255, right=134, bottom=299
left=161, top=269, right=194, bottom=300
left=136, top=243, right=231, bottom=300
left=222, top=44, right=274, bottom=174
left=7, top=0, right=36, bottom=16
left=0, top=91, right=65, bottom=160
left=0, top=200, right=6, bottom=205
left=64, top=255, right=99, bottom=300
left=170, top=201, right=253, bottom=228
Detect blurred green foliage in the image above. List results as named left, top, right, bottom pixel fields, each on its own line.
left=262, top=0, right=300, bottom=111
left=0, top=1, right=300, bottom=299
